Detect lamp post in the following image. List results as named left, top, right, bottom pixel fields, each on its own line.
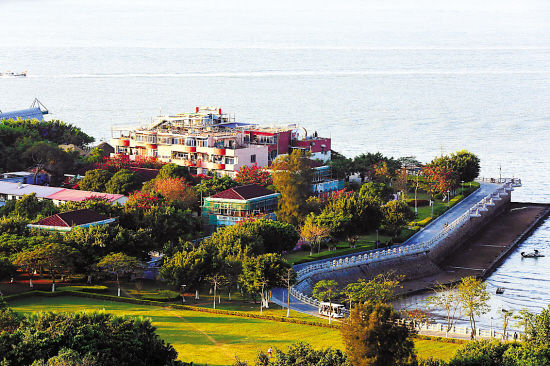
left=490, top=316, right=493, bottom=337
left=461, top=181, right=464, bottom=195
left=181, top=285, right=187, bottom=303
left=447, top=190, right=451, bottom=206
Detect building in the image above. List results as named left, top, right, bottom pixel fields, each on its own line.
left=0, top=171, right=50, bottom=185
left=202, top=184, right=280, bottom=231
left=0, top=99, right=49, bottom=121
left=110, top=106, right=331, bottom=177
left=27, top=209, right=116, bottom=232
left=0, top=181, right=128, bottom=206
left=312, top=166, right=345, bottom=194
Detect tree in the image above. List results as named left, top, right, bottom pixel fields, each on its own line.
left=271, top=149, right=314, bottom=226
left=312, top=280, right=340, bottom=324
left=239, top=254, right=288, bottom=313
left=105, top=169, right=139, bottom=195
left=154, top=177, right=198, bottom=209
left=393, top=170, right=409, bottom=201
left=12, top=249, right=39, bottom=287
left=457, top=276, right=490, bottom=337
left=381, top=200, right=414, bottom=238
left=426, top=283, right=462, bottom=335
left=343, top=273, right=402, bottom=308
left=352, top=152, right=400, bottom=183
left=449, top=339, right=509, bottom=366
left=126, top=191, right=162, bottom=210
left=157, top=163, right=192, bottom=181
left=359, top=182, right=394, bottom=202
left=280, top=267, right=297, bottom=317
left=316, top=192, right=382, bottom=237
left=205, top=273, right=227, bottom=309
left=340, top=302, right=417, bottom=366
left=0, top=256, right=17, bottom=281
left=159, top=247, right=210, bottom=290
left=97, top=253, right=141, bottom=296
left=328, top=151, right=354, bottom=180
left=235, top=164, right=273, bottom=187
left=78, top=169, right=114, bottom=192
left=0, top=311, right=182, bottom=366
left=14, top=193, right=58, bottom=219
left=525, top=305, right=550, bottom=346
left=431, top=150, right=480, bottom=183
left=236, top=342, right=350, bottom=366
left=23, top=141, right=77, bottom=184
left=423, top=165, right=458, bottom=199
left=33, top=243, right=78, bottom=291
left=195, top=175, right=237, bottom=198
left=300, top=220, right=332, bottom=254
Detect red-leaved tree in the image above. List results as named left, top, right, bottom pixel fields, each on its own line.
left=154, top=177, right=198, bottom=209
left=235, top=164, right=273, bottom=187
left=126, top=191, right=162, bottom=210
left=97, top=155, right=165, bottom=172
left=423, top=165, right=458, bottom=197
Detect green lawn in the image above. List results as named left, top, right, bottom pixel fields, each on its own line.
left=7, top=296, right=461, bottom=365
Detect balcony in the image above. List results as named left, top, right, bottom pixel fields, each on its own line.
left=182, top=146, right=196, bottom=153
left=120, top=139, right=130, bottom=147
left=213, top=148, right=226, bottom=155
left=147, top=144, right=157, bottom=149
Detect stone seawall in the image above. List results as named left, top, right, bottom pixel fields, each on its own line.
left=427, top=193, right=510, bottom=264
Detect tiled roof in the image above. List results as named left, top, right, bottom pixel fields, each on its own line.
left=0, top=107, right=44, bottom=121
left=211, top=184, right=275, bottom=200
left=32, top=209, right=109, bottom=227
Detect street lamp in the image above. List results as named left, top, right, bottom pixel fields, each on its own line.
left=447, top=190, right=451, bottom=206
left=490, top=317, right=493, bottom=337
left=180, top=284, right=186, bottom=304
left=461, top=181, right=464, bottom=195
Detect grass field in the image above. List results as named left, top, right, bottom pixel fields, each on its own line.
left=7, top=296, right=461, bottom=365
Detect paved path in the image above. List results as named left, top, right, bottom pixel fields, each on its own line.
left=277, top=182, right=500, bottom=317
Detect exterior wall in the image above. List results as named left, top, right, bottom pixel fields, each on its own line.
left=233, top=145, right=269, bottom=171
left=312, top=179, right=345, bottom=194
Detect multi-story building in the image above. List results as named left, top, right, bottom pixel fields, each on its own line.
left=110, top=107, right=331, bottom=177
left=201, top=184, right=280, bottom=231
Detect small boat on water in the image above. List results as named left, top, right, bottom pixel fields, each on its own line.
left=496, top=287, right=505, bottom=294
left=0, top=70, right=27, bottom=77
left=521, top=250, right=544, bottom=258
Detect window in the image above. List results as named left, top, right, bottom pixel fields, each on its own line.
left=225, top=157, right=235, bottom=165
left=250, top=154, right=256, bottom=163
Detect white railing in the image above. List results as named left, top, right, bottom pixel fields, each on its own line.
left=396, top=319, right=523, bottom=340
left=291, top=178, right=521, bottom=311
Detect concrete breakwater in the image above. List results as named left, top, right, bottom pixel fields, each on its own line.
left=292, top=179, right=521, bottom=302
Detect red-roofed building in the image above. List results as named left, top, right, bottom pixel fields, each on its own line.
left=46, top=189, right=128, bottom=205
left=202, top=184, right=280, bottom=231
left=28, top=209, right=116, bottom=232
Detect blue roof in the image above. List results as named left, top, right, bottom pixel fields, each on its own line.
left=218, top=122, right=255, bottom=128
left=0, top=107, right=44, bottom=121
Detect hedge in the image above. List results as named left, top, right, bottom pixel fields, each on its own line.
left=4, top=290, right=338, bottom=329
left=406, top=199, right=429, bottom=207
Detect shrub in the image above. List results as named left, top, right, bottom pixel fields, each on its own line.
left=141, top=290, right=180, bottom=302
left=406, top=199, right=429, bottom=207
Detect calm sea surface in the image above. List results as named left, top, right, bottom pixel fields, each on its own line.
left=1, top=0, right=549, bottom=319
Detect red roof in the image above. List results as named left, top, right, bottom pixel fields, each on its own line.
left=46, top=189, right=125, bottom=203
left=211, top=184, right=276, bottom=200
left=31, top=209, right=110, bottom=227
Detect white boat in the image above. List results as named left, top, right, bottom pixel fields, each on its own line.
left=521, top=250, right=544, bottom=258
left=0, top=70, right=27, bottom=77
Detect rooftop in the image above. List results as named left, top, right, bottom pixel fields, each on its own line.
left=0, top=181, right=64, bottom=198
left=210, top=184, right=277, bottom=200
left=31, top=209, right=110, bottom=228
left=46, top=189, right=125, bottom=203
left=0, top=107, right=44, bottom=121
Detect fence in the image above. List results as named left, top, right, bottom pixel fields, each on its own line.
left=290, top=178, right=522, bottom=323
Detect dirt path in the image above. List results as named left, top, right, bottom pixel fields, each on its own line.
left=165, top=307, right=220, bottom=346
